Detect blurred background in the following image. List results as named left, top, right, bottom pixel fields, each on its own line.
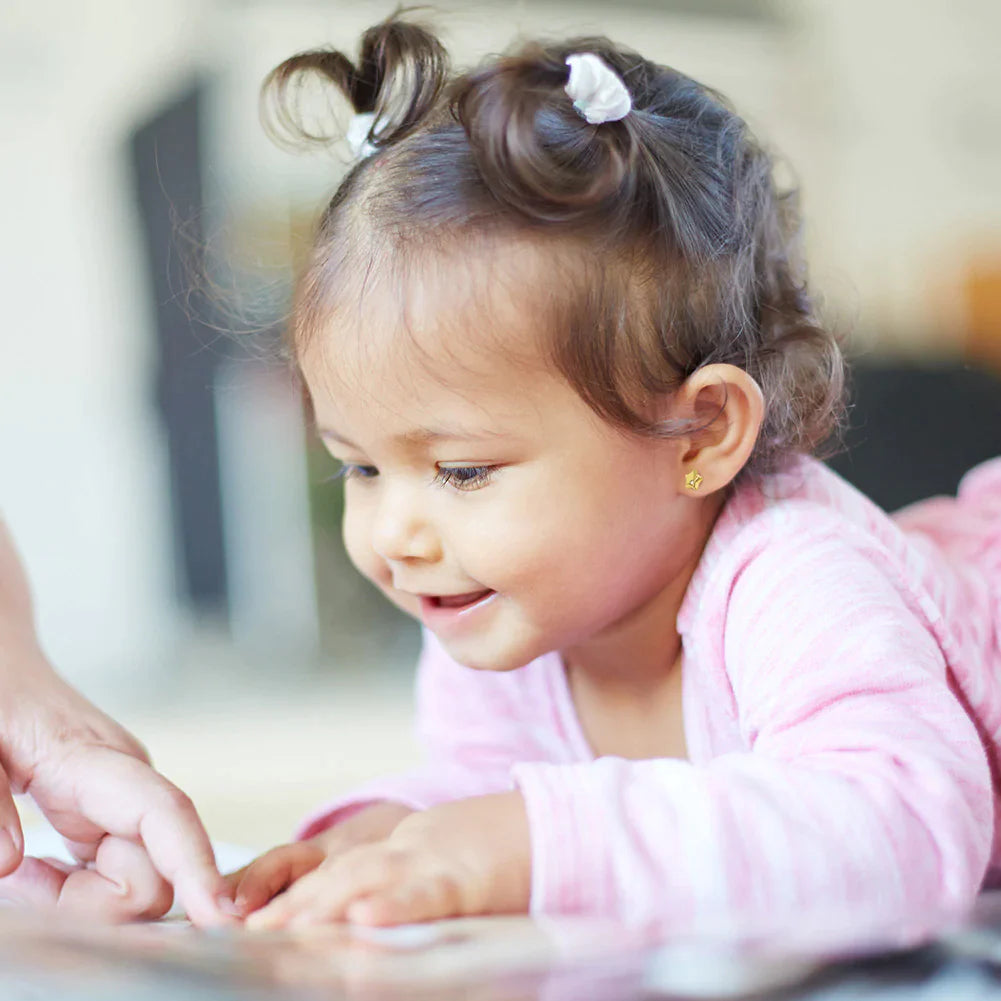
left=2, top=0, right=1001, bottom=852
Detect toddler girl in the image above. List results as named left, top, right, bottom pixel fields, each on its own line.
left=226, top=13, right=1001, bottom=938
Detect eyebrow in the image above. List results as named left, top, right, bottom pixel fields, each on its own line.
left=318, top=426, right=510, bottom=448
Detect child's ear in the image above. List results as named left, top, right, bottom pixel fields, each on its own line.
left=672, top=364, right=764, bottom=493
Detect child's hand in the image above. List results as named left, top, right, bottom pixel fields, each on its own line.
left=226, top=801, right=415, bottom=915
left=245, top=792, right=531, bottom=930
left=226, top=842, right=326, bottom=916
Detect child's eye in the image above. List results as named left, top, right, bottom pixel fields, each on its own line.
left=435, top=465, right=494, bottom=491
left=326, top=463, right=378, bottom=483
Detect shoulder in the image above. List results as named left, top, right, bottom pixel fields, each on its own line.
left=679, top=464, right=958, bottom=725
left=679, top=457, right=910, bottom=636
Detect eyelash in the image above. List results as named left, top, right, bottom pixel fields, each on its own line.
left=326, top=464, right=377, bottom=483
left=435, top=466, right=493, bottom=490
left=326, top=464, right=495, bottom=492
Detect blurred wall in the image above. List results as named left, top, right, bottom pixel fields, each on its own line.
left=2, top=0, right=1000, bottom=698
left=1, top=0, right=212, bottom=694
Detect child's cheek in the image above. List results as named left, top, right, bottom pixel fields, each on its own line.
left=342, top=502, right=384, bottom=584
left=341, top=504, right=423, bottom=620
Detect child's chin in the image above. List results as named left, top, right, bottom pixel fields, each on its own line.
left=435, top=635, right=534, bottom=673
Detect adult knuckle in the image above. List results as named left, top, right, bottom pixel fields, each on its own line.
left=157, top=783, right=196, bottom=817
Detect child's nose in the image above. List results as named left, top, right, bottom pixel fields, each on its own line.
left=370, top=485, right=441, bottom=564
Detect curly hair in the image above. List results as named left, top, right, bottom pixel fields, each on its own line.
left=262, top=10, right=846, bottom=475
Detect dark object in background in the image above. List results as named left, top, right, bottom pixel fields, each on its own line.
left=130, top=82, right=229, bottom=616
left=827, top=361, right=1001, bottom=512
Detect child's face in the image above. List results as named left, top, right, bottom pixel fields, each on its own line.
left=303, top=272, right=709, bottom=673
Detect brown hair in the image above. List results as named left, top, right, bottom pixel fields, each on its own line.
left=263, top=10, right=845, bottom=475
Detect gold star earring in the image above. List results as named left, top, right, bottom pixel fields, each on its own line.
left=684, top=469, right=704, bottom=492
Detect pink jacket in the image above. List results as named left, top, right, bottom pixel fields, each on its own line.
left=299, top=457, right=1001, bottom=934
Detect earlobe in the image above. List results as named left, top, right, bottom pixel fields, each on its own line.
left=675, top=364, right=764, bottom=493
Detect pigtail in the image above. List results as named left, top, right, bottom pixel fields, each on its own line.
left=452, top=41, right=743, bottom=265
left=453, top=41, right=643, bottom=225
left=260, top=10, right=449, bottom=154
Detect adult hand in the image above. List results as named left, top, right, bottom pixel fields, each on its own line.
left=0, top=518, right=234, bottom=925
left=245, top=793, right=532, bottom=929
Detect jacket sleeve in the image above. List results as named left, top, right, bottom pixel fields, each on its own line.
left=297, top=630, right=547, bottom=838
left=510, top=525, right=993, bottom=935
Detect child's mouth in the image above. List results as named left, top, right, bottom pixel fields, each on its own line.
left=417, top=589, right=498, bottom=635
left=428, top=589, right=494, bottom=610
left=417, top=589, right=498, bottom=631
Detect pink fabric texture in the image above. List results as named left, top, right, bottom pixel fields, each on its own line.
left=298, top=457, right=1001, bottom=933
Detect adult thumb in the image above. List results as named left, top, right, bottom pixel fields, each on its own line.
left=0, top=760, right=25, bottom=877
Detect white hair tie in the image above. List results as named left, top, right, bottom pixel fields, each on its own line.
left=564, top=53, right=632, bottom=125
left=346, top=111, right=378, bottom=160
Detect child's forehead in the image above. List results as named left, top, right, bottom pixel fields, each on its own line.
left=306, top=240, right=552, bottom=393
left=301, top=306, right=554, bottom=446
left=304, top=325, right=546, bottom=431
left=304, top=338, right=568, bottom=454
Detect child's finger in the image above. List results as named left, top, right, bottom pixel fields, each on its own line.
left=220, top=865, right=246, bottom=896
left=248, top=848, right=390, bottom=930
left=346, top=876, right=460, bottom=927
left=232, top=857, right=280, bottom=914
left=290, top=858, right=399, bottom=927
left=244, top=867, right=329, bottom=930
left=346, top=893, right=408, bottom=927
left=235, top=845, right=324, bottom=914
left=285, top=850, right=421, bottom=929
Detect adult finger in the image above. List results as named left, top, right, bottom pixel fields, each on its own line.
left=0, top=760, right=25, bottom=877
left=57, top=837, right=173, bottom=922
left=54, top=748, right=232, bottom=927
left=63, top=838, right=99, bottom=865
left=0, top=855, right=71, bottom=908
left=93, top=835, right=173, bottom=920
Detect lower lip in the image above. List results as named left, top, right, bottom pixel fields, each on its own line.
left=419, top=590, right=498, bottom=630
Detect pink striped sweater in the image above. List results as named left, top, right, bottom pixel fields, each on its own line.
left=300, top=457, right=1001, bottom=934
